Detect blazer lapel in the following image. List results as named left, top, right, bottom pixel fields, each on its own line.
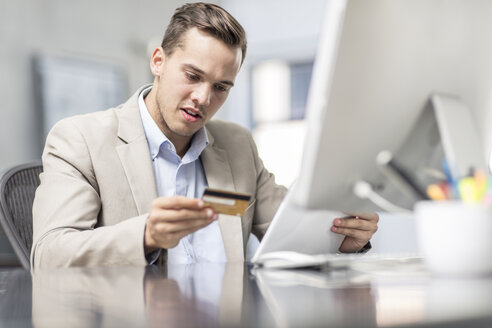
left=201, top=129, right=245, bottom=262
left=115, top=88, right=157, bottom=216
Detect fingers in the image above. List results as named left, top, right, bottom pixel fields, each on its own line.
left=151, top=218, right=213, bottom=246
left=331, top=225, right=373, bottom=240
left=148, top=196, right=217, bottom=223
left=149, top=206, right=217, bottom=223
left=152, top=210, right=216, bottom=234
left=145, top=196, right=219, bottom=250
left=151, top=196, right=206, bottom=211
left=332, top=213, right=379, bottom=253
left=146, top=217, right=214, bottom=250
left=331, top=213, right=379, bottom=243
left=332, top=215, right=378, bottom=232
left=342, top=212, right=379, bottom=223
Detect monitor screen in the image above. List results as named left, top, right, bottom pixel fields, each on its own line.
left=291, top=0, right=492, bottom=212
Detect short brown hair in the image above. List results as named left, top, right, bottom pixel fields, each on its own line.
left=161, top=2, right=247, bottom=64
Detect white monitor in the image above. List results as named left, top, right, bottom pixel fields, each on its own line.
left=291, top=0, right=492, bottom=212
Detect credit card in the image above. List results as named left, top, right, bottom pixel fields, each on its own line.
left=202, top=188, right=252, bottom=216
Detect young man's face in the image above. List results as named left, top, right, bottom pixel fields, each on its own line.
left=148, top=27, right=242, bottom=149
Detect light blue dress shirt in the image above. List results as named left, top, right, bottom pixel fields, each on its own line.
left=138, top=86, right=227, bottom=264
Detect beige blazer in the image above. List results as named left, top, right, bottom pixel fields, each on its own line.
left=31, top=87, right=287, bottom=269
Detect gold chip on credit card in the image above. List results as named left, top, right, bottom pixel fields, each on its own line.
left=202, top=188, right=252, bottom=216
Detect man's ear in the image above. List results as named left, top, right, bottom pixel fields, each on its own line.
left=150, top=47, right=165, bottom=77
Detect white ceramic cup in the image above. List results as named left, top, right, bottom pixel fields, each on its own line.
left=414, top=200, right=492, bottom=276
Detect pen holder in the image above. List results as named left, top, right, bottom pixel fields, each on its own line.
left=414, top=200, right=492, bottom=276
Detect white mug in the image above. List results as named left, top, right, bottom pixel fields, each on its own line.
left=414, top=200, right=492, bottom=276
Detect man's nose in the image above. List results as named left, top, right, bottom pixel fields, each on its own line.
left=191, top=83, right=212, bottom=107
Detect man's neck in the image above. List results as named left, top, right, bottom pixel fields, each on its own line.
left=173, top=138, right=191, bottom=158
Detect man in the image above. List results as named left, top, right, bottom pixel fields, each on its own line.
left=31, top=2, right=378, bottom=269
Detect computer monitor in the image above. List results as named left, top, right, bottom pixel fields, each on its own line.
left=291, top=0, right=492, bottom=212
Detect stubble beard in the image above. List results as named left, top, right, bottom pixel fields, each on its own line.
left=155, top=95, right=196, bottom=140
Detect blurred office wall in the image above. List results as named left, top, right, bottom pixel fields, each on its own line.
left=0, top=0, right=327, bottom=186
left=219, top=0, right=326, bottom=126
left=0, top=0, right=323, bottom=171
left=221, top=0, right=327, bottom=187
left=0, top=0, right=215, bottom=170
left=2, top=0, right=492, bottom=179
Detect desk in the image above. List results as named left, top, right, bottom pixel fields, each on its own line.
left=1, top=260, right=492, bottom=327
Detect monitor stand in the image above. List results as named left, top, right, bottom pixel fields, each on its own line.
left=356, top=93, right=486, bottom=211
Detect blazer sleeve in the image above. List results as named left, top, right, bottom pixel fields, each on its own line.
left=31, top=118, right=149, bottom=269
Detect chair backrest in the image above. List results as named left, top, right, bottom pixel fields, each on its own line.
left=0, top=161, right=43, bottom=270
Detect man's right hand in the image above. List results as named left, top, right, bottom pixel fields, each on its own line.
left=144, top=196, right=218, bottom=252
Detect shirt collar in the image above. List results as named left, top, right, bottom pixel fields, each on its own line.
left=184, top=125, right=209, bottom=163
left=138, top=86, right=209, bottom=162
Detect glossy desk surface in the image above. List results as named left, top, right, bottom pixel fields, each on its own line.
left=1, top=258, right=492, bottom=327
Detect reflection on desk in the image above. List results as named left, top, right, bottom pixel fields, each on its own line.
left=252, top=268, right=376, bottom=327
left=1, top=259, right=492, bottom=327
left=30, top=264, right=246, bottom=328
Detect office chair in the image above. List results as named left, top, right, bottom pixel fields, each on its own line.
left=0, top=161, right=43, bottom=270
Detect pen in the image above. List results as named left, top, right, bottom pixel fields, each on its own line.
left=473, top=169, right=488, bottom=200
left=458, top=176, right=480, bottom=204
left=426, top=183, right=448, bottom=201
left=441, top=159, right=459, bottom=199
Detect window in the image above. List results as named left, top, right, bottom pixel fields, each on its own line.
left=251, top=60, right=313, bottom=187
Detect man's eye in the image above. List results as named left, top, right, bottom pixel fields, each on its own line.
left=185, top=72, right=200, bottom=81
left=214, top=84, right=228, bottom=92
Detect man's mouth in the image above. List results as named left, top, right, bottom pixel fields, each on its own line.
left=183, top=108, right=200, bottom=117
left=181, top=107, right=202, bottom=122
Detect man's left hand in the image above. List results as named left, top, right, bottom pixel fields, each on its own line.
left=331, top=213, right=379, bottom=253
